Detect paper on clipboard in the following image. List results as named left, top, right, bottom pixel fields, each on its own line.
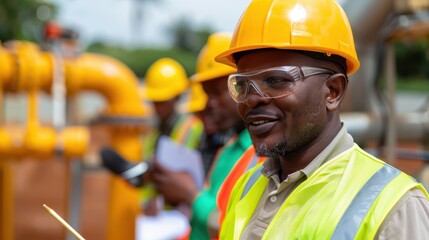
left=136, top=210, right=190, bottom=240
left=156, top=135, right=204, bottom=189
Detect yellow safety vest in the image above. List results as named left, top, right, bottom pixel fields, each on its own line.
left=141, top=113, right=204, bottom=160
left=220, top=144, right=429, bottom=240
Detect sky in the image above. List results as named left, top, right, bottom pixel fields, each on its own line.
left=54, top=0, right=252, bottom=48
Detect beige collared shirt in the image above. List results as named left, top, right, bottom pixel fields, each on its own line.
left=240, top=125, right=429, bottom=239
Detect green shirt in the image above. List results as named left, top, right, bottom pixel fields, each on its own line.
left=190, top=130, right=252, bottom=240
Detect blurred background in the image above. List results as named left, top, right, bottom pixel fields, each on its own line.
left=1, top=0, right=429, bottom=239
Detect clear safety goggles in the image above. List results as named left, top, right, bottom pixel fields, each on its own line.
left=228, top=66, right=334, bottom=103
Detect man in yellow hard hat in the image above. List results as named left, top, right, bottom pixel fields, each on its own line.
left=142, top=57, right=204, bottom=151
left=152, top=32, right=254, bottom=240
left=100, top=57, right=205, bottom=239
left=139, top=58, right=204, bottom=216
left=216, top=0, right=429, bottom=239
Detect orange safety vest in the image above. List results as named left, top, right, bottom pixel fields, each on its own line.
left=217, top=146, right=265, bottom=228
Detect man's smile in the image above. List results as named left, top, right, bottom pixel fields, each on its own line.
left=245, top=114, right=279, bottom=135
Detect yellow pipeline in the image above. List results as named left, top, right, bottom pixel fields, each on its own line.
left=0, top=44, right=15, bottom=92
left=1, top=41, right=53, bottom=93
left=0, top=43, right=90, bottom=158
left=0, top=44, right=14, bottom=240
left=64, top=54, right=147, bottom=240
left=63, top=53, right=146, bottom=240
left=0, top=41, right=148, bottom=239
left=107, top=127, right=142, bottom=240
left=64, top=53, right=146, bottom=116
left=2, top=41, right=146, bottom=116
left=0, top=43, right=90, bottom=239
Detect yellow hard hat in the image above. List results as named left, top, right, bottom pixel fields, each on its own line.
left=215, top=0, right=360, bottom=75
left=178, top=83, right=208, bottom=113
left=144, top=58, right=189, bottom=102
left=191, top=32, right=236, bottom=83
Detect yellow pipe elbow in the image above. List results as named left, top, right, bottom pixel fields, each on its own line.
left=0, top=41, right=147, bottom=240
left=2, top=41, right=147, bottom=117
left=62, top=53, right=147, bottom=240
left=64, top=54, right=147, bottom=116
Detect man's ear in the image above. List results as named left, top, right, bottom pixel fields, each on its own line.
left=325, top=73, right=348, bottom=112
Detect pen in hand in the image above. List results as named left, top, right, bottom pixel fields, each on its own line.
left=43, top=204, right=86, bottom=240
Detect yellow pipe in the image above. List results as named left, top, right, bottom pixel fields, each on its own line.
left=0, top=159, right=13, bottom=240
left=0, top=45, right=16, bottom=91
left=63, top=54, right=147, bottom=240
left=64, top=54, right=146, bottom=116
left=108, top=128, right=142, bottom=240
left=0, top=125, right=89, bottom=159
left=27, top=89, right=38, bottom=128
left=1, top=41, right=147, bottom=240
left=0, top=44, right=14, bottom=240
left=1, top=41, right=53, bottom=93
left=2, top=41, right=146, bottom=116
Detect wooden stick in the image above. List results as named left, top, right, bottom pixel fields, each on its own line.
left=43, top=204, right=85, bottom=240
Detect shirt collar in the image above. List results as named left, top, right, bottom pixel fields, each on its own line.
left=261, top=124, right=354, bottom=179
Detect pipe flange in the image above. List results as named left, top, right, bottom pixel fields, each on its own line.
left=3, top=41, right=39, bottom=92
left=2, top=41, right=21, bottom=92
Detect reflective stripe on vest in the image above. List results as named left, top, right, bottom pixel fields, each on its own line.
left=221, top=145, right=429, bottom=240
left=170, top=114, right=203, bottom=149
left=240, top=165, right=263, bottom=199
left=331, top=164, right=400, bottom=240
left=217, top=146, right=264, bottom=229
left=247, top=155, right=258, bottom=170
left=239, top=164, right=402, bottom=239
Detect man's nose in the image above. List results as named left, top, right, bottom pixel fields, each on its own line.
left=247, top=81, right=265, bottom=98
left=242, top=81, right=270, bottom=106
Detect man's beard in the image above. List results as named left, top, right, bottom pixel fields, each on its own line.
left=255, top=142, right=287, bottom=160
left=254, top=123, right=320, bottom=160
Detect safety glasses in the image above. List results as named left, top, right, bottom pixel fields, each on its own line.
left=228, top=66, right=334, bottom=103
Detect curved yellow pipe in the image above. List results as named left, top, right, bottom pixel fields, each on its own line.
left=64, top=54, right=146, bottom=116
left=62, top=53, right=147, bottom=240
left=1, top=41, right=148, bottom=239
left=2, top=41, right=147, bottom=117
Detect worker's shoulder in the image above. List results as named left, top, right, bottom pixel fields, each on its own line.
left=377, top=187, right=429, bottom=238
left=400, top=187, right=429, bottom=207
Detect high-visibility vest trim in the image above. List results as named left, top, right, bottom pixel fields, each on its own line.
left=240, top=164, right=262, bottom=199
left=221, top=144, right=429, bottom=240
left=170, top=114, right=204, bottom=149
left=331, top=164, right=400, bottom=240
left=217, top=146, right=265, bottom=229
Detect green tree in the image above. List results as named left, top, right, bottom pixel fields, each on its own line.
left=168, top=17, right=213, bottom=54
left=86, top=42, right=198, bottom=78
left=0, top=0, right=56, bottom=42
left=395, top=40, right=429, bottom=79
